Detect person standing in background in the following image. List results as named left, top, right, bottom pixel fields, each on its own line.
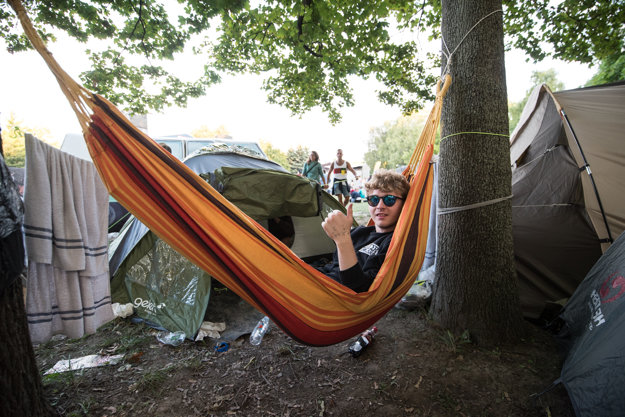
left=302, top=151, right=326, bottom=187
left=326, top=149, right=358, bottom=206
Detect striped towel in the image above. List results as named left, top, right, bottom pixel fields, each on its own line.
left=24, top=134, right=113, bottom=343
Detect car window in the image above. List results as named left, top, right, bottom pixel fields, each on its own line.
left=232, top=142, right=265, bottom=156
left=186, top=140, right=216, bottom=155
left=155, top=136, right=266, bottom=159
left=156, top=140, right=184, bottom=160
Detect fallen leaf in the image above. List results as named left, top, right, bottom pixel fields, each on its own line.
left=127, top=352, right=143, bottom=363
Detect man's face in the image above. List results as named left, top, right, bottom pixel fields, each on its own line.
left=336, top=149, right=343, bottom=158
left=367, top=189, right=405, bottom=233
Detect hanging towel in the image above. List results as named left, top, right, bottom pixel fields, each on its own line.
left=24, top=134, right=113, bottom=343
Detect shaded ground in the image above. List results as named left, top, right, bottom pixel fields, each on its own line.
left=34, top=299, right=574, bottom=417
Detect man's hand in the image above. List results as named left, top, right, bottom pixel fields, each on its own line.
left=321, top=204, right=354, bottom=243
left=322, top=204, right=358, bottom=271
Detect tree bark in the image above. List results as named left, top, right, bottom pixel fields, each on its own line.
left=430, top=0, right=523, bottom=344
left=0, top=233, right=58, bottom=417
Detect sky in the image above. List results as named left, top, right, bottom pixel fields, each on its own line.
left=1, top=32, right=595, bottom=164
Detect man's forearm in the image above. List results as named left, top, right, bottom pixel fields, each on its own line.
left=334, top=237, right=358, bottom=271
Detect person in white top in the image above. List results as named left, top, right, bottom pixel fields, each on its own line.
left=326, top=149, right=358, bottom=206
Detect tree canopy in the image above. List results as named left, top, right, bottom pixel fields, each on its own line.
left=2, top=0, right=241, bottom=115
left=504, top=0, right=624, bottom=65
left=586, top=48, right=625, bottom=86
left=286, top=145, right=310, bottom=174
left=3, top=1, right=621, bottom=122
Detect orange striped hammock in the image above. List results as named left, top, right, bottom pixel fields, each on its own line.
left=11, top=0, right=451, bottom=346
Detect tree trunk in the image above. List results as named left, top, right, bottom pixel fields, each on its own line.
left=0, top=235, right=58, bottom=416
left=430, top=0, right=523, bottom=344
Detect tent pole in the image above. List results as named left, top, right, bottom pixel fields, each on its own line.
left=560, top=109, right=613, bottom=244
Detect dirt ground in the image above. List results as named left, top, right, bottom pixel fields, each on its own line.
left=34, top=295, right=575, bottom=417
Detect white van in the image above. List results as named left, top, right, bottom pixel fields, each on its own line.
left=61, top=133, right=267, bottom=162
left=154, top=134, right=267, bottom=160
left=60, top=133, right=92, bottom=162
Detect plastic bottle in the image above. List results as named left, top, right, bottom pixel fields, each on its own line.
left=348, top=326, right=378, bottom=357
left=156, top=330, right=186, bottom=346
left=249, top=316, right=270, bottom=346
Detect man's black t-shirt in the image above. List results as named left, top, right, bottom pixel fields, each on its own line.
left=319, top=225, right=393, bottom=293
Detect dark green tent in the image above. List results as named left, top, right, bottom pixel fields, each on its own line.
left=554, top=230, right=625, bottom=416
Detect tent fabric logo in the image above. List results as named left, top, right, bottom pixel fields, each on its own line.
left=587, top=271, right=624, bottom=331
left=588, top=290, right=606, bottom=330
left=134, top=298, right=166, bottom=314
left=599, top=272, right=625, bottom=304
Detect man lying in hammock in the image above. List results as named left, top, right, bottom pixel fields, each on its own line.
left=316, top=169, right=410, bottom=292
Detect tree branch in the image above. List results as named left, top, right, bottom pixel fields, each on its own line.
left=303, top=43, right=323, bottom=58
left=130, top=0, right=150, bottom=58
left=296, top=0, right=323, bottom=58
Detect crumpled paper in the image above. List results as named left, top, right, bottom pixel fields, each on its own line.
left=45, top=354, right=124, bottom=375
left=112, top=302, right=134, bottom=318
left=195, top=321, right=226, bottom=341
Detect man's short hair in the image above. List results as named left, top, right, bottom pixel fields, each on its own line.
left=365, top=169, right=410, bottom=198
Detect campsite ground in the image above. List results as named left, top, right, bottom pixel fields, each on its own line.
left=34, top=307, right=575, bottom=417
left=33, top=203, right=575, bottom=416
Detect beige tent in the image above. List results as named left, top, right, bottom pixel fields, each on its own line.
left=510, top=81, right=625, bottom=319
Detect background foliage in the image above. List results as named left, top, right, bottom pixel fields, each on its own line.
left=508, top=69, right=564, bottom=133
left=286, top=145, right=310, bottom=174
left=1, top=113, right=54, bottom=167
left=364, top=112, right=430, bottom=169
left=190, top=125, right=232, bottom=138
left=260, top=140, right=289, bottom=168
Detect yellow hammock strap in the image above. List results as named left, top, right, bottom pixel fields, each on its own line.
left=404, top=74, right=451, bottom=180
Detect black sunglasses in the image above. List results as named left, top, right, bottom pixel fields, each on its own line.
left=365, top=195, right=403, bottom=207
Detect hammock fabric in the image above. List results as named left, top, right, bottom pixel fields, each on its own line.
left=10, top=0, right=451, bottom=346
